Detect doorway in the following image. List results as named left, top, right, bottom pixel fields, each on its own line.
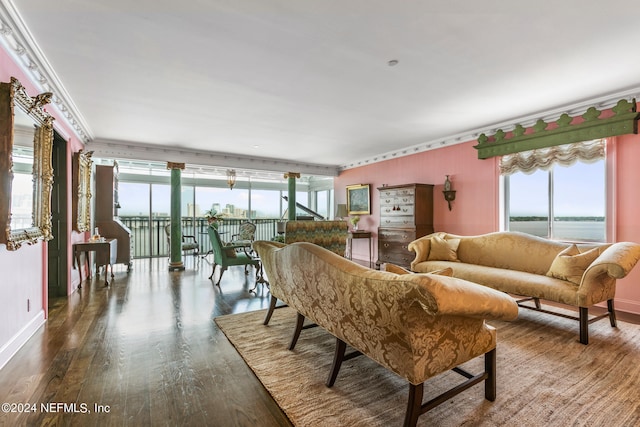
left=47, top=132, right=68, bottom=297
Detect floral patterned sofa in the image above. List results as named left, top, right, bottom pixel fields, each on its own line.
left=253, top=240, right=518, bottom=427
left=284, top=220, right=348, bottom=256
left=409, top=231, right=640, bottom=344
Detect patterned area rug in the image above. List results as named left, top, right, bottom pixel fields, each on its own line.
left=215, top=306, right=640, bottom=426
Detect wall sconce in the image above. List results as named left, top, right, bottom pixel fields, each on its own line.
left=226, top=169, right=237, bottom=190
left=443, top=175, right=456, bottom=211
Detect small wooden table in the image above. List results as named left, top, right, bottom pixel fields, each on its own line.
left=74, top=239, right=117, bottom=287
left=347, top=231, right=373, bottom=268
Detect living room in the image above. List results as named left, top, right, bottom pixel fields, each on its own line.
left=2, top=2, right=640, bottom=426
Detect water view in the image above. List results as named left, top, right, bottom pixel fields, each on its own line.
left=510, top=220, right=605, bottom=242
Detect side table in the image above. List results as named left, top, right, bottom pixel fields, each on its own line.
left=347, top=231, right=373, bottom=268
left=73, top=239, right=117, bottom=287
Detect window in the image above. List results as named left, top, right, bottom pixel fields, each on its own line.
left=503, top=140, right=606, bottom=243
left=251, top=190, right=282, bottom=219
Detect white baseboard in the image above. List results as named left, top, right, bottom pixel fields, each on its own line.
left=0, top=311, right=46, bottom=370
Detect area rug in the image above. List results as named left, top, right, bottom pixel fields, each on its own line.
left=215, top=307, right=640, bottom=426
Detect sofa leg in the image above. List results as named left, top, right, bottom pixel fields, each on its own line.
left=579, top=307, right=589, bottom=345
left=263, top=295, right=278, bottom=325
left=289, top=312, right=305, bottom=350
left=608, top=299, right=617, bottom=327
left=404, top=383, right=423, bottom=427
left=485, top=348, right=496, bottom=401
left=326, top=337, right=346, bottom=387
left=533, top=297, right=541, bottom=309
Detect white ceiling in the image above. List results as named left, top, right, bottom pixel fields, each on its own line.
left=4, top=0, right=640, bottom=175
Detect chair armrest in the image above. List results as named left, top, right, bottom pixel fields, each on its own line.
left=408, top=235, right=433, bottom=270
left=582, top=242, right=640, bottom=281
left=224, top=243, right=251, bottom=250
left=415, top=275, right=519, bottom=321
left=182, top=234, right=198, bottom=244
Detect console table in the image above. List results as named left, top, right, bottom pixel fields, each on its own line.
left=347, top=231, right=373, bottom=268
left=73, top=239, right=117, bottom=287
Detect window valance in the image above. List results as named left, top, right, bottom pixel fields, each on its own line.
left=499, top=139, right=604, bottom=176
left=475, top=99, right=638, bottom=159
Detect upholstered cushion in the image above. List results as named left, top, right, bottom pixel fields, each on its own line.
left=385, top=263, right=453, bottom=277
left=546, top=244, right=600, bottom=284
left=427, top=236, right=460, bottom=262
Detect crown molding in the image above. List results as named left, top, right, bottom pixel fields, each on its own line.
left=89, top=138, right=340, bottom=177
left=339, top=86, right=640, bottom=171
left=0, top=0, right=92, bottom=143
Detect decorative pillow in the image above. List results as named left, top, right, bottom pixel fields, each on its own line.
left=383, top=263, right=412, bottom=275
left=546, top=244, right=600, bottom=284
left=224, top=243, right=237, bottom=258
left=427, top=236, right=460, bottom=262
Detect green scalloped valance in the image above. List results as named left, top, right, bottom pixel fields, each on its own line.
left=474, top=99, right=639, bottom=159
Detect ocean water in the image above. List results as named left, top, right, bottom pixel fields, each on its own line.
left=509, top=221, right=605, bottom=242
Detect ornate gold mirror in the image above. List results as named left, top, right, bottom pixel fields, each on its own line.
left=0, top=77, right=54, bottom=250
left=72, top=150, right=93, bottom=232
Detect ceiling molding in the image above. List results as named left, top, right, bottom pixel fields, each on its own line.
left=4, top=0, right=640, bottom=173
left=0, top=0, right=92, bottom=143
left=89, top=138, right=340, bottom=177
left=339, top=87, right=640, bottom=171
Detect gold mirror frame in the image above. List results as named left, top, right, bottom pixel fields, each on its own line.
left=72, top=150, right=93, bottom=232
left=0, top=77, right=54, bottom=250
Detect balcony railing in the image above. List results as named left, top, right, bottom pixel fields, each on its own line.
left=119, top=216, right=282, bottom=259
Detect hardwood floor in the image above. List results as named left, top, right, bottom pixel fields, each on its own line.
left=3, top=256, right=640, bottom=427
left=0, top=256, right=292, bottom=427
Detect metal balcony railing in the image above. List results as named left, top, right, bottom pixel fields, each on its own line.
left=119, top=216, right=281, bottom=259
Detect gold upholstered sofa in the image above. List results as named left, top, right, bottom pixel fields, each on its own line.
left=409, top=231, right=640, bottom=344
left=253, top=240, right=518, bottom=427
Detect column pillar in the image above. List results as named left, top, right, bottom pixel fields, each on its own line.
left=284, top=172, right=300, bottom=220
left=167, top=162, right=185, bottom=271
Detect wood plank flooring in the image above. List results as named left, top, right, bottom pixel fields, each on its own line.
left=0, top=256, right=292, bottom=427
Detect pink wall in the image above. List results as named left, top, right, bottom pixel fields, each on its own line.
left=336, top=131, right=640, bottom=315
left=335, top=141, right=500, bottom=257
left=1, top=46, right=86, bottom=368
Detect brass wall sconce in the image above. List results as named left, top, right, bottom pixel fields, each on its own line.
left=443, top=175, right=456, bottom=211
left=226, top=169, right=237, bottom=189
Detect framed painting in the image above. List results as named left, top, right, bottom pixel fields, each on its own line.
left=346, top=184, right=370, bottom=215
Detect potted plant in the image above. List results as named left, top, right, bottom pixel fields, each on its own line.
left=349, top=215, right=360, bottom=231
left=204, top=207, right=224, bottom=229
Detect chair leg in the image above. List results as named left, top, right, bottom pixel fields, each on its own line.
left=485, top=348, right=497, bottom=401
left=289, top=312, right=305, bottom=350
left=264, top=295, right=278, bottom=325
left=403, top=383, right=424, bottom=427
left=215, top=266, right=227, bottom=287
left=579, top=307, right=589, bottom=345
left=208, top=263, right=218, bottom=280
left=608, top=299, right=617, bottom=327
left=326, top=337, right=347, bottom=387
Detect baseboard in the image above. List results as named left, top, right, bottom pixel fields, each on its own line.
left=0, top=310, right=46, bottom=370
left=611, top=298, right=640, bottom=317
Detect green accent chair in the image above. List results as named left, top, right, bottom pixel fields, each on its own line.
left=207, top=227, right=260, bottom=287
